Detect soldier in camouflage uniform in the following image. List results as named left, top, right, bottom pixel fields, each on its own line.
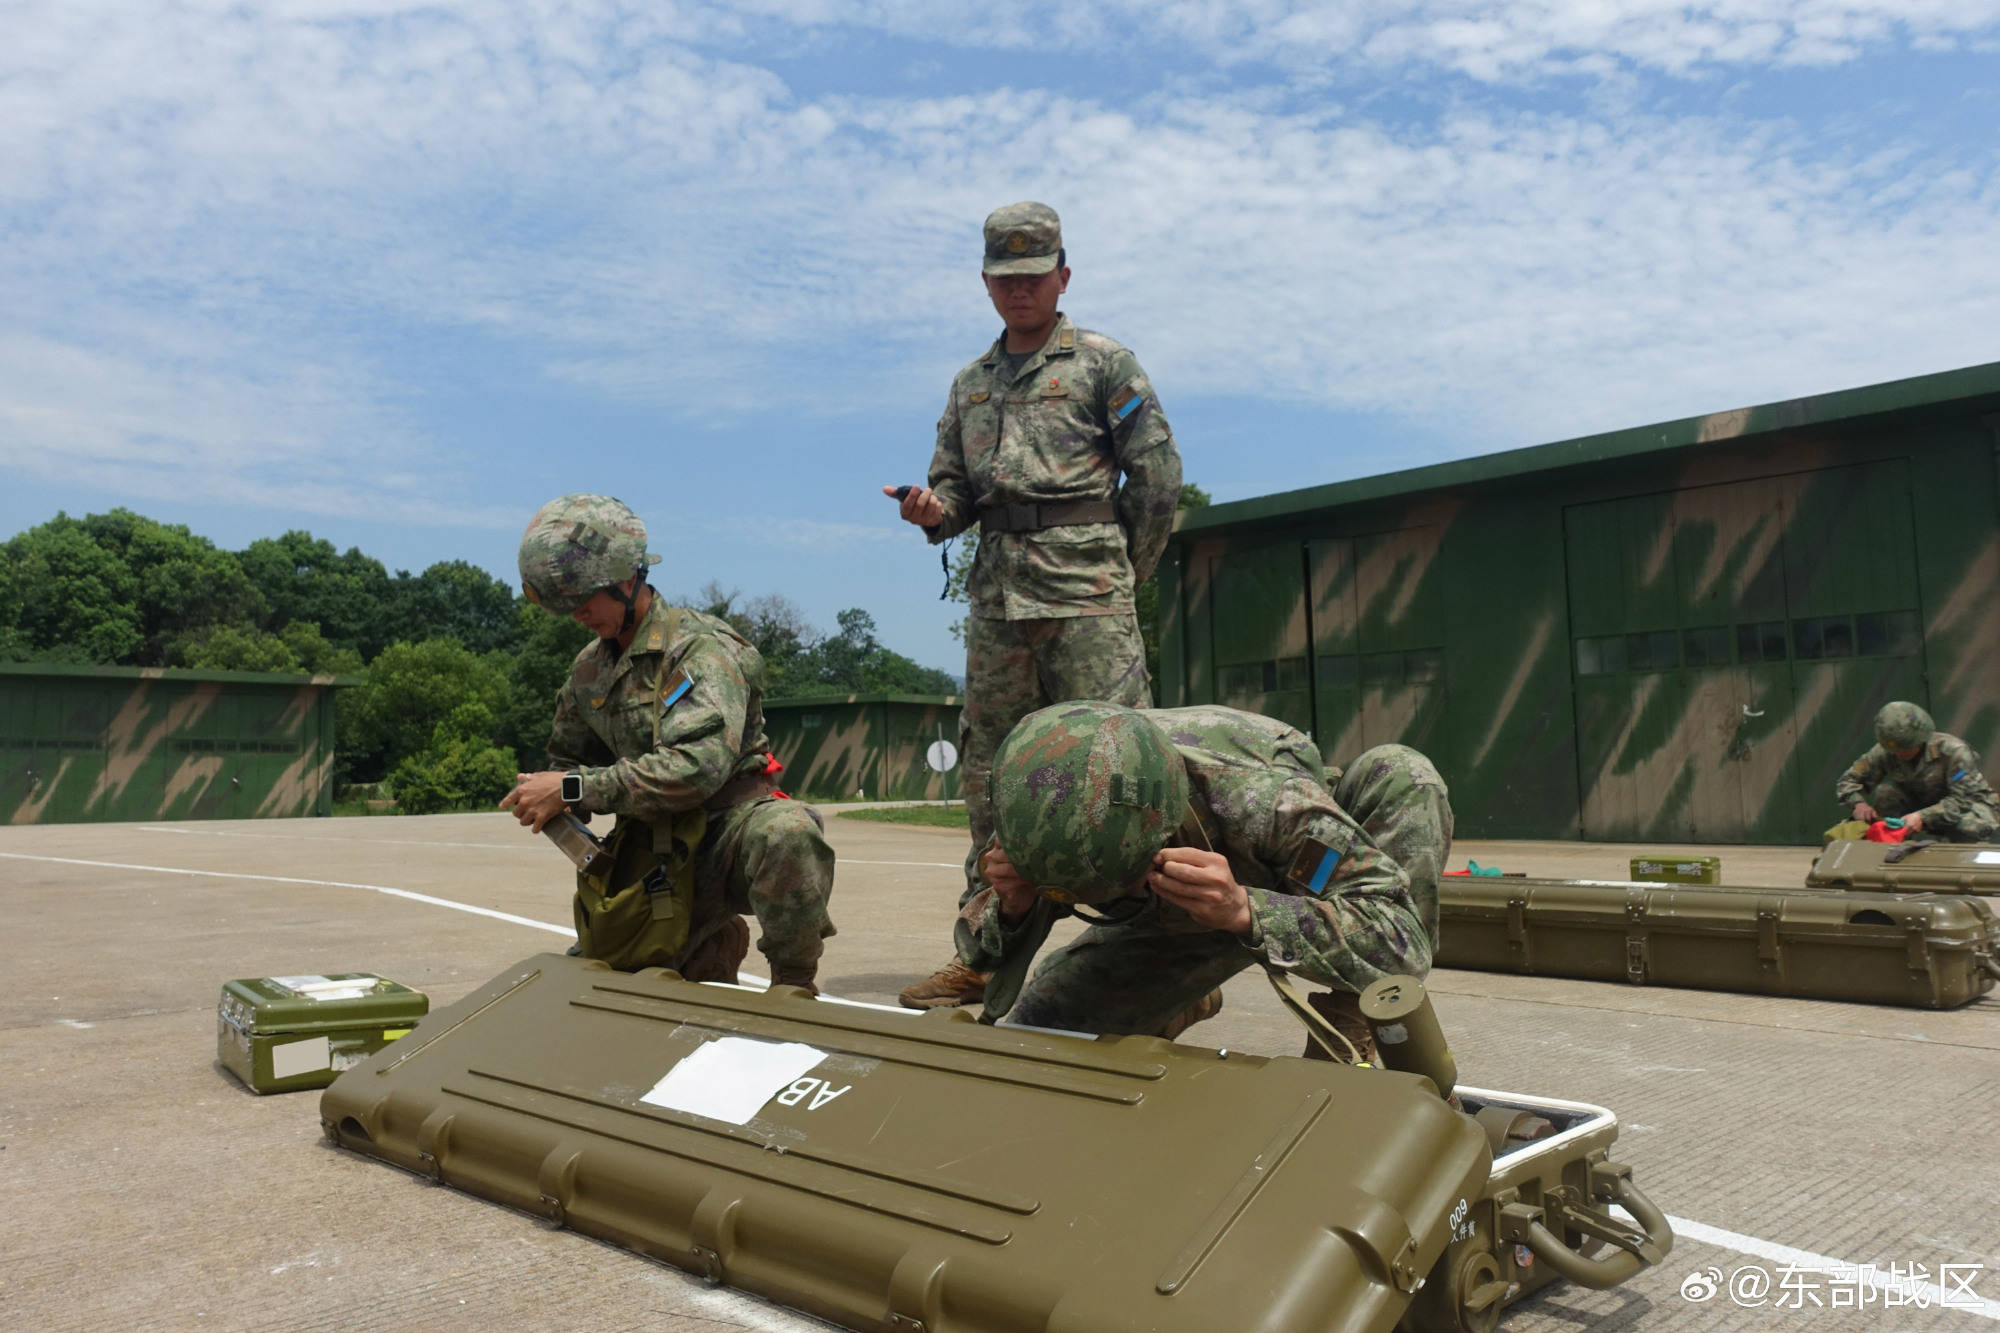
left=887, top=201, right=1183, bottom=1009
left=501, top=495, right=835, bottom=990
left=956, top=701, right=1447, bottom=1055
left=1836, top=701, right=2000, bottom=843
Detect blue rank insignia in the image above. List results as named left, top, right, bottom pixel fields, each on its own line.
left=659, top=669, right=693, bottom=708
left=1287, top=840, right=1342, bottom=897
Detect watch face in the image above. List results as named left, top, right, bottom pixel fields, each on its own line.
left=562, top=774, right=583, bottom=803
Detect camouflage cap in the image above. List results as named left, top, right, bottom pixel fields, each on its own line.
left=991, top=701, right=1190, bottom=905
left=518, top=494, right=660, bottom=616
left=982, top=201, right=1062, bottom=276
left=1874, top=701, right=1935, bottom=750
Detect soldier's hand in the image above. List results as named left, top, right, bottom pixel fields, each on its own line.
left=1853, top=802, right=1877, bottom=823
left=1902, top=811, right=1924, bottom=832
left=882, top=484, right=945, bottom=527
left=981, top=842, right=1038, bottom=923
left=500, top=771, right=568, bottom=833
left=1149, top=846, right=1253, bottom=935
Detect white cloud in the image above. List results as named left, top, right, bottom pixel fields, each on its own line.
left=3, top=0, right=1999, bottom=522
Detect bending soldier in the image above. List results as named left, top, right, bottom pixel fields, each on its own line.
left=887, top=201, right=1182, bottom=1009
left=502, top=494, right=836, bottom=991
left=956, top=701, right=1448, bottom=1059
left=1837, top=701, right=2000, bottom=843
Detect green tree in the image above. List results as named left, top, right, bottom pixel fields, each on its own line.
left=797, top=608, right=959, bottom=696
left=342, top=638, right=510, bottom=782
left=239, top=531, right=394, bottom=657
left=389, top=700, right=518, bottom=815
left=82, top=509, right=264, bottom=664
left=1, top=513, right=144, bottom=663
left=174, top=620, right=364, bottom=675
left=493, top=600, right=593, bottom=771
left=385, top=560, right=522, bottom=656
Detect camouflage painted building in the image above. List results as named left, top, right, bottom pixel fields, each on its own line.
left=1159, top=360, right=2000, bottom=845
left=764, top=694, right=963, bottom=803
left=1, top=664, right=350, bottom=824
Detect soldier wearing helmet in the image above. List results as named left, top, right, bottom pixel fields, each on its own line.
left=502, top=494, right=836, bottom=991
left=886, top=201, right=1183, bottom=1011
left=1835, top=701, right=1999, bottom=842
left=955, top=701, right=1448, bottom=1058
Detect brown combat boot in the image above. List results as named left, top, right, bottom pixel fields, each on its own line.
left=677, top=916, right=751, bottom=986
left=769, top=963, right=820, bottom=997
left=1301, top=988, right=1378, bottom=1065
left=1160, top=987, right=1225, bottom=1041
left=898, top=958, right=990, bottom=1009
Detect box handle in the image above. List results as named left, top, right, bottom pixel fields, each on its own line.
left=1501, top=1166, right=1672, bottom=1290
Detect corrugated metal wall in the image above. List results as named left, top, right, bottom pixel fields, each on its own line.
left=764, top=695, right=963, bottom=802
left=1162, top=365, right=2000, bottom=845
left=1, top=666, right=346, bottom=824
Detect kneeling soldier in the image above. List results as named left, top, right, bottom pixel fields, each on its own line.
left=958, top=701, right=1448, bottom=1057
left=503, top=494, right=835, bottom=991
left=1837, top=701, right=2000, bottom=843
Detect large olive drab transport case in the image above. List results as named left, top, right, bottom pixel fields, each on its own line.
left=1807, top=840, right=2000, bottom=894
left=325, top=954, right=1532, bottom=1333
left=1437, top=878, right=2000, bottom=1008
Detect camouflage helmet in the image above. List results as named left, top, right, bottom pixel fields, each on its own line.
left=991, top=702, right=1190, bottom=905
left=1874, top=701, right=1935, bottom=751
left=517, top=494, right=660, bottom=615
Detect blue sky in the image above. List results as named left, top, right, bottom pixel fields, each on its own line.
left=5, top=2, right=1999, bottom=675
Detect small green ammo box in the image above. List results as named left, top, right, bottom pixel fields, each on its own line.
left=1630, top=855, right=1721, bottom=884
left=218, top=974, right=428, bottom=1094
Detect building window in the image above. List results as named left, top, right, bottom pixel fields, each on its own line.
left=1856, top=610, right=1920, bottom=657
left=1736, top=621, right=1788, bottom=663
left=1683, top=626, right=1731, bottom=667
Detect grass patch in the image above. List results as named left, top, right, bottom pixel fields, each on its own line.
left=331, top=798, right=399, bottom=817
left=838, top=805, right=970, bottom=829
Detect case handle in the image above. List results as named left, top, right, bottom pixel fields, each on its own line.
left=1501, top=1166, right=1672, bottom=1290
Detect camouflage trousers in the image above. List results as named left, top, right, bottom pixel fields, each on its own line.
left=1857, top=782, right=2000, bottom=843
left=1010, top=744, right=1451, bottom=1037
left=957, top=612, right=1151, bottom=909
left=682, top=796, right=837, bottom=973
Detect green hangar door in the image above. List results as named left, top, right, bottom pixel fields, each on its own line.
left=1202, top=530, right=1449, bottom=763
left=1565, top=460, right=1927, bottom=843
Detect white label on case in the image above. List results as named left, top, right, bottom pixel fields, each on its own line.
left=271, top=1035, right=331, bottom=1079
left=639, top=1037, right=828, bottom=1126
left=1975, top=852, right=2000, bottom=865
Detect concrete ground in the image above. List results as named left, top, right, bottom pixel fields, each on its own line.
left=2, top=812, right=1996, bottom=1332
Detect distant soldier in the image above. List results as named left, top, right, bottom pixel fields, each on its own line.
left=1837, top=701, right=2000, bottom=843
left=957, top=701, right=1448, bottom=1058
left=502, top=494, right=835, bottom=992
left=886, top=201, right=1183, bottom=1010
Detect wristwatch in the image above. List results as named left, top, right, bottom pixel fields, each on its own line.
left=560, top=772, right=584, bottom=805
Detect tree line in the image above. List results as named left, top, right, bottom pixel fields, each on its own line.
left=0, top=509, right=956, bottom=811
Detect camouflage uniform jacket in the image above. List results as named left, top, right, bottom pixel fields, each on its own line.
left=1835, top=732, right=1999, bottom=826
left=547, top=597, right=773, bottom=823
left=965, top=705, right=1431, bottom=993
left=926, top=313, right=1182, bottom=620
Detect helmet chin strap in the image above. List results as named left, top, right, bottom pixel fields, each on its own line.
left=602, top=568, right=648, bottom=641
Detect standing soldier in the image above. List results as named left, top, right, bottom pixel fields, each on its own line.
left=886, top=201, right=1183, bottom=1010
left=502, top=494, right=836, bottom=992
left=958, top=701, right=1447, bottom=1056
left=1837, top=701, right=2000, bottom=842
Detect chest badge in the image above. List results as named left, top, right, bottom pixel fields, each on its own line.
left=969, top=390, right=990, bottom=404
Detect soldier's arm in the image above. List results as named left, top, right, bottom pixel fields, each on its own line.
left=1103, top=348, right=1181, bottom=584
left=1917, top=741, right=1996, bottom=827
left=571, top=636, right=749, bottom=821
left=925, top=384, right=976, bottom=544
left=1833, top=750, right=1876, bottom=808
left=1233, top=773, right=1431, bottom=992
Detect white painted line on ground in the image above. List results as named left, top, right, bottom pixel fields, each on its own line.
left=835, top=858, right=962, bottom=869
left=140, top=825, right=533, bottom=853
left=1634, top=1210, right=2000, bottom=1320
left=0, top=851, right=574, bottom=938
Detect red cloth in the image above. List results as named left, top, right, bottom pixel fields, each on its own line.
left=1864, top=820, right=1910, bottom=843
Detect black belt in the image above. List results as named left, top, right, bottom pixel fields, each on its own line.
left=978, top=500, right=1118, bottom=532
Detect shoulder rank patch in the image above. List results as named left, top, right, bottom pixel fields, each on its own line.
left=1287, top=840, right=1342, bottom=897
left=1058, top=326, right=1075, bottom=350
left=659, top=669, right=694, bottom=708
left=1110, top=384, right=1145, bottom=421
left=968, top=390, right=990, bottom=404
